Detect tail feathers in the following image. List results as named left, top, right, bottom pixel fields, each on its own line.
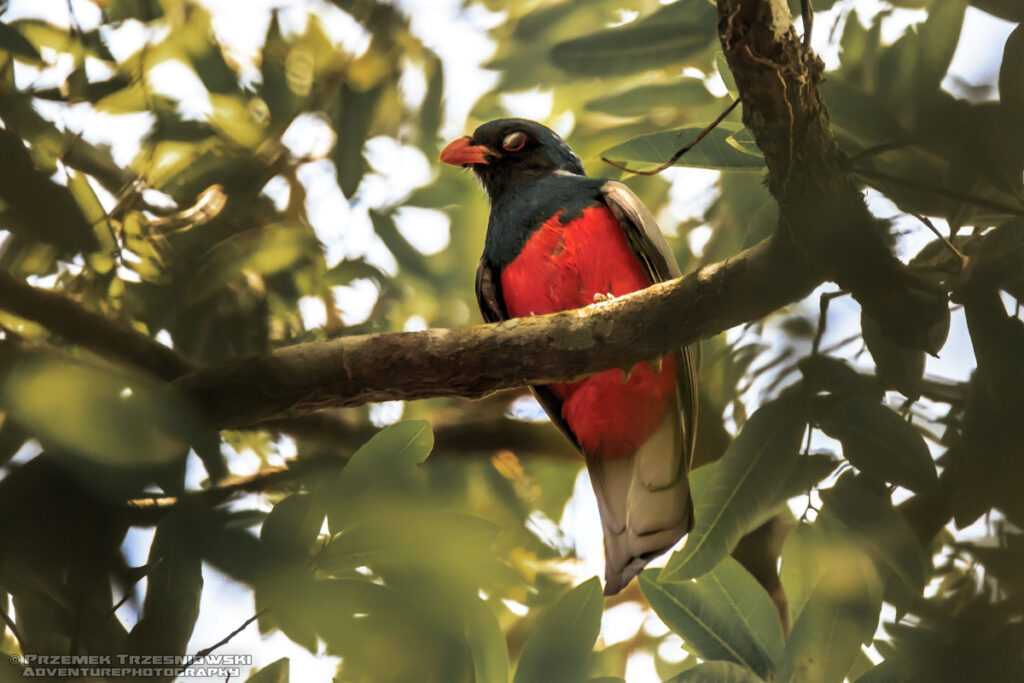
left=587, top=410, right=693, bottom=596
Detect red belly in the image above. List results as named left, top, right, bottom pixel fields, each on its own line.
left=500, top=206, right=677, bottom=460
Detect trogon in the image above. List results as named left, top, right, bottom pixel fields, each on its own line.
left=440, top=118, right=698, bottom=595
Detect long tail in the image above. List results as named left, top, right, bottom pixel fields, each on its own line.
left=586, top=404, right=693, bottom=595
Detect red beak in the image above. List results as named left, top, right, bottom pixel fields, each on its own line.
left=439, top=136, right=493, bottom=166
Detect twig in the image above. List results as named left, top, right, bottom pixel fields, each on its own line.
left=801, top=0, right=814, bottom=48
left=844, top=141, right=913, bottom=168
left=0, top=601, right=25, bottom=651
left=0, top=272, right=194, bottom=380
left=812, top=290, right=849, bottom=355
left=600, top=98, right=741, bottom=175
left=908, top=211, right=965, bottom=262
left=178, top=611, right=265, bottom=677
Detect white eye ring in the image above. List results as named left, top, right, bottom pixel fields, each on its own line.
left=502, top=131, right=527, bottom=151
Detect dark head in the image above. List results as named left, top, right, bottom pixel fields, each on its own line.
left=439, top=118, right=584, bottom=201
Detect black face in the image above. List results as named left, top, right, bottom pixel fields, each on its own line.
left=466, top=118, right=585, bottom=200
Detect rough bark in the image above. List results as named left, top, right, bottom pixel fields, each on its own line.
left=176, top=238, right=819, bottom=426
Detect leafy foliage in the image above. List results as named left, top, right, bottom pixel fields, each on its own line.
left=0, top=0, right=1021, bottom=681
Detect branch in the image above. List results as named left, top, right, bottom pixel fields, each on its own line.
left=0, top=271, right=193, bottom=380
left=176, top=238, right=821, bottom=427
left=717, top=0, right=948, bottom=353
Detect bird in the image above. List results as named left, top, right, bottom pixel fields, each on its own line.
left=440, top=118, right=698, bottom=595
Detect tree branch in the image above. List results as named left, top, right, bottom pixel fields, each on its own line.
left=0, top=271, right=193, bottom=380
left=176, top=238, right=821, bottom=427
left=717, top=0, right=949, bottom=353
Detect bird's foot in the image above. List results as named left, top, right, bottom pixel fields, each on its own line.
left=592, top=292, right=615, bottom=303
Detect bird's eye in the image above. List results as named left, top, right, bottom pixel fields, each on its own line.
left=502, top=131, right=527, bottom=152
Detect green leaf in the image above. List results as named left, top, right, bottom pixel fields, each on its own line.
left=662, top=395, right=806, bottom=581
left=370, top=209, right=432, bottom=279
left=797, top=355, right=883, bottom=401
left=777, top=523, right=883, bottom=683
left=550, top=0, right=716, bottom=77
left=861, top=311, right=926, bottom=400
left=0, top=21, right=43, bottom=63
left=819, top=78, right=906, bottom=143
left=818, top=473, right=928, bottom=616
left=971, top=0, right=1024, bottom=21
left=584, top=78, right=718, bottom=117
left=513, top=578, right=602, bottom=683
left=187, top=224, right=318, bottom=303
left=261, top=493, right=325, bottom=560
left=643, top=560, right=784, bottom=678
left=66, top=170, right=117, bottom=274
left=245, top=657, right=289, bottom=683
left=325, top=420, right=435, bottom=531
left=816, top=395, right=938, bottom=493
left=1000, top=24, right=1024, bottom=124
left=716, top=52, right=738, bottom=97
left=331, top=83, right=383, bottom=197
left=465, top=598, right=510, bottom=683
left=339, top=420, right=434, bottom=482
left=126, top=509, right=203, bottom=659
left=0, top=349, right=194, bottom=467
left=876, top=0, right=967, bottom=112
left=0, top=128, right=97, bottom=254
left=668, top=661, right=767, bottom=683
left=602, top=122, right=763, bottom=172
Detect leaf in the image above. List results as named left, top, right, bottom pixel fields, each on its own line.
left=819, top=78, right=906, bottom=144
left=464, top=597, right=510, bottom=683
left=0, top=21, right=43, bottom=63
left=369, top=209, right=433, bottom=279
left=818, top=473, right=928, bottom=616
left=126, top=509, right=203, bottom=662
left=187, top=224, right=318, bottom=302
left=513, top=578, right=602, bottom=683
left=550, top=0, right=716, bottom=77
left=338, top=420, right=434, bottom=482
left=325, top=420, right=435, bottom=531
left=876, top=0, right=968, bottom=113
left=331, top=83, right=383, bottom=197
left=972, top=0, right=1024, bottom=21
left=662, top=395, right=806, bottom=582
left=817, top=395, right=938, bottom=493
left=0, top=349, right=194, bottom=467
left=601, top=122, right=764, bottom=172
left=1000, top=24, right=1024, bottom=124
left=777, top=523, right=883, bottom=683
left=245, top=657, right=289, bottom=683
left=861, top=311, right=926, bottom=400
left=716, top=52, right=738, bottom=97
left=797, top=355, right=883, bottom=401
left=584, top=78, right=718, bottom=117
left=0, top=129, right=97, bottom=255
left=668, top=661, right=767, bottom=683
left=260, top=493, right=325, bottom=560
left=643, top=561, right=784, bottom=678
left=66, top=170, right=117, bottom=274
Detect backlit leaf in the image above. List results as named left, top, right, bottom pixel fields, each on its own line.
left=601, top=122, right=764, bottom=172
left=513, top=577, right=602, bottom=683
left=550, top=0, right=716, bottom=77
left=817, top=395, right=938, bottom=493
left=662, top=395, right=806, bottom=582
left=643, top=560, right=784, bottom=678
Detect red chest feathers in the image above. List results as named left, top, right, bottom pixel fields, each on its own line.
left=500, top=206, right=678, bottom=460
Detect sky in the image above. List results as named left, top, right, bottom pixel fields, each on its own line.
left=0, top=0, right=1018, bottom=680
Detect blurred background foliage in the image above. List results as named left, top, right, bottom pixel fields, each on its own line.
left=0, top=0, right=1021, bottom=681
